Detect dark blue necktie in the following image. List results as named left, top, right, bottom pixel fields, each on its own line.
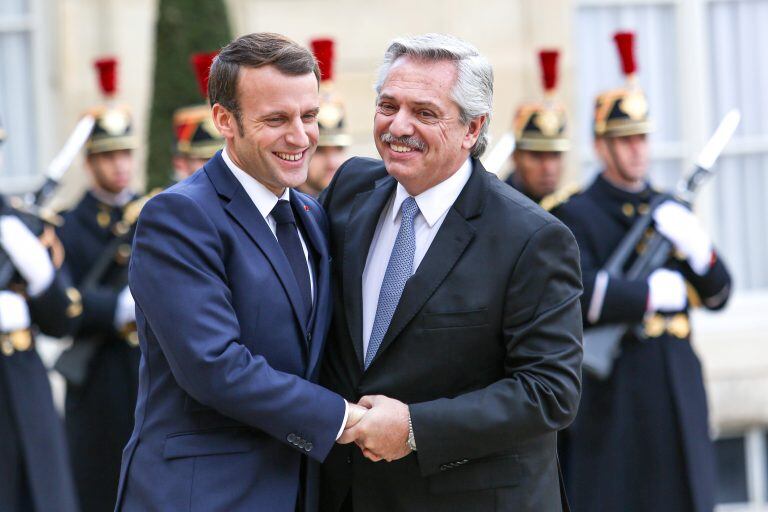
left=271, top=200, right=312, bottom=320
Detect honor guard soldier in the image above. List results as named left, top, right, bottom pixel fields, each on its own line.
left=54, top=56, right=145, bottom=512
left=0, top=118, right=81, bottom=512
left=552, top=32, right=732, bottom=512
left=171, top=51, right=224, bottom=181
left=300, top=37, right=351, bottom=197
left=505, top=50, right=570, bottom=204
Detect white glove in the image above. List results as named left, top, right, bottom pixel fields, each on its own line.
left=653, top=201, right=712, bottom=275
left=114, top=285, right=136, bottom=330
left=0, top=216, right=55, bottom=297
left=647, top=268, right=687, bottom=312
left=0, top=291, right=31, bottom=332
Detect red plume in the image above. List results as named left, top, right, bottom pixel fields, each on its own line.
left=94, top=57, right=118, bottom=97
left=538, top=50, right=559, bottom=93
left=310, top=38, right=335, bottom=82
left=190, top=51, right=218, bottom=99
left=613, top=31, right=637, bottom=76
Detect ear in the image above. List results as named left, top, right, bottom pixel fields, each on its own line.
left=212, top=103, right=236, bottom=140
left=461, top=114, right=486, bottom=151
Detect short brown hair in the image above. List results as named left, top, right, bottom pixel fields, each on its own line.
left=209, top=33, right=320, bottom=131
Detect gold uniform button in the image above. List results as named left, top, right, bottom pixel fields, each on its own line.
left=622, top=203, right=635, bottom=217
left=2, top=339, right=14, bottom=356
left=97, top=211, right=111, bottom=228
left=638, top=203, right=650, bottom=215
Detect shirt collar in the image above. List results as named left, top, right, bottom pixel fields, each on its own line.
left=391, top=157, right=472, bottom=227
left=222, top=145, right=290, bottom=220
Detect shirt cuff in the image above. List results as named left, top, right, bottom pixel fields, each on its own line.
left=335, top=399, right=349, bottom=440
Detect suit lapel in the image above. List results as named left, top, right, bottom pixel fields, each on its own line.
left=205, top=153, right=309, bottom=337
left=367, top=159, right=487, bottom=368
left=343, top=175, right=397, bottom=368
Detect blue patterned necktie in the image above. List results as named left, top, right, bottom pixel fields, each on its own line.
left=364, top=196, right=420, bottom=369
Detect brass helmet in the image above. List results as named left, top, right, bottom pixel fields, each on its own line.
left=172, top=51, right=223, bottom=160
left=513, top=49, right=570, bottom=152
left=593, top=32, right=653, bottom=138
left=86, top=57, right=138, bottom=155
left=310, top=38, right=352, bottom=148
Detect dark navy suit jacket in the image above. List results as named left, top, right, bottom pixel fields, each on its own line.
left=115, top=151, right=345, bottom=512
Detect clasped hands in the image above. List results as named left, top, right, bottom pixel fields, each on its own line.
left=337, top=395, right=412, bottom=462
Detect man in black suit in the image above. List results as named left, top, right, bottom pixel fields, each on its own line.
left=320, top=34, right=583, bottom=512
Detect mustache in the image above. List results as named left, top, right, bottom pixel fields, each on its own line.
left=379, top=133, right=426, bottom=151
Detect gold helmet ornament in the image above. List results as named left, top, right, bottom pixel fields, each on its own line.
left=593, top=32, right=653, bottom=138
left=172, top=51, right=224, bottom=160
left=513, top=49, right=570, bottom=152
left=86, top=57, right=138, bottom=155
left=310, top=38, right=352, bottom=148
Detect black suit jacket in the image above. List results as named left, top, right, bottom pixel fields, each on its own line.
left=320, top=157, right=583, bottom=512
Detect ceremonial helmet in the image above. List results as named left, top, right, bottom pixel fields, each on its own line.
left=172, top=51, right=224, bottom=159
left=513, top=50, right=570, bottom=152
left=86, top=57, right=138, bottom=154
left=310, top=38, right=352, bottom=148
left=593, top=32, right=653, bottom=138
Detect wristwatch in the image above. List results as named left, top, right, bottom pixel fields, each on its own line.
left=407, top=413, right=417, bottom=451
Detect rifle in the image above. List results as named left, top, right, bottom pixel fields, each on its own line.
left=0, top=115, right=95, bottom=289
left=582, top=109, right=741, bottom=379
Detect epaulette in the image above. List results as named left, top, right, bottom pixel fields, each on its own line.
left=123, top=188, right=163, bottom=225
left=540, top=182, right=582, bottom=212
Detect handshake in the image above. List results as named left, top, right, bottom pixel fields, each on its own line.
left=337, top=395, right=413, bottom=463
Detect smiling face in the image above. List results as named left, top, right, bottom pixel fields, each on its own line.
left=374, top=56, right=484, bottom=196
left=212, top=65, right=320, bottom=196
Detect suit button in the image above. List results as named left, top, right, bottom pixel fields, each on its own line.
left=298, top=439, right=306, bottom=449
left=305, top=442, right=313, bottom=452
left=346, top=456, right=352, bottom=464
left=440, top=465, right=449, bottom=471
left=287, top=433, right=297, bottom=443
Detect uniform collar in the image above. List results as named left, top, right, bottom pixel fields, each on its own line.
left=222, top=145, right=290, bottom=221
left=390, top=157, right=472, bottom=227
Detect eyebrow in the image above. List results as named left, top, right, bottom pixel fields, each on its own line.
left=259, top=107, right=320, bottom=118
left=378, top=94, right=441, bottom=111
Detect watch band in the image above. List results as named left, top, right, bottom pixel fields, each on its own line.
left=407, top=413, right=417, bottom=451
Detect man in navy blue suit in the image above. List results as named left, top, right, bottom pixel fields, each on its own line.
left=115, top=33, right=365, bottom=512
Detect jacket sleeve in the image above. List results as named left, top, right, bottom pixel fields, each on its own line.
left=27, top=270, right=79, bottom=338
left=409, top=221, right=584, bottom=475
left=129, top=191, right=345, bottom=462
left=555, top=206, right=648, bottom=326
left=681, top=249, right=731, bottom=311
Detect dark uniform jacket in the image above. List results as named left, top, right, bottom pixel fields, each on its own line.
left=320, top=157, right=583, bottom=512
left=0, top=197, right=80, bottom=512
left=552, top=173, right=731, bottom=512
left=57, top=190, right=140, bottom=512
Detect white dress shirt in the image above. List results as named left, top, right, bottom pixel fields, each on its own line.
left=361, top=158, right=472, bottom=356
left=222, top=147, right=314, bottom=301
left=222, top=147, right=347, bottom=437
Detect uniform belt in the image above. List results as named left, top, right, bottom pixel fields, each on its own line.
left=1, top=329, right=33, bottom=356
left=643, top=313, right=691, bottom=339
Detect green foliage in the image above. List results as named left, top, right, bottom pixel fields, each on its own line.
left=146, top=0, right=232, bottom=190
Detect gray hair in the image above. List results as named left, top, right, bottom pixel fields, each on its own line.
left=374, top=33, right=494, bottom=158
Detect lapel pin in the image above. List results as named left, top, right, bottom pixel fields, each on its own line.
left=304, top=205, right=310, bottom=211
